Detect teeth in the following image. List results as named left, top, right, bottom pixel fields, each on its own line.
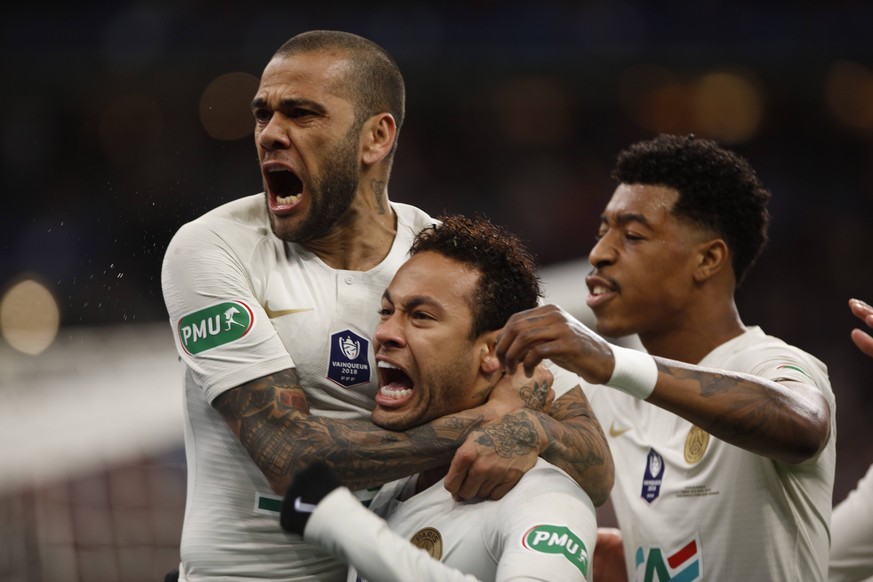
left=380, top=386, right=411, bottom=399
left=592, top=285, right=610, bottom=295
left=378, top=361, right=399, bottom=369
left=276, top=193, right=300, bottom=206
left=267, top=166, right=288, bottom=173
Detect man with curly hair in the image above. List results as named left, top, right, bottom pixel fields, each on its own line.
left=496, top=134, right=836, bottom=581
left=280, top=214, right=599, bottom=582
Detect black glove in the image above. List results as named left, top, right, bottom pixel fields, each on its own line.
left=280, top=460, right=342, bottom=535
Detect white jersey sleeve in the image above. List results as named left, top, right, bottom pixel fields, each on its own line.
left=161, top=215, right=292, bottom=402
left=306, top=487, right=482, bottom=582
left=489, top=465, right=596, bottom=581
left=830, top=463, right=873, bottom=582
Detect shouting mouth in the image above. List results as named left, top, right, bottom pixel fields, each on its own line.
left=375, top=360, right=415, bottom=408
left=264, top=164, right=304, bottom=214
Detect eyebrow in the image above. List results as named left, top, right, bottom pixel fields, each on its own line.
left=250, top=96, right=326, bottom=114
left=600, top=211, right=652, bottom=229
left=382, top=290, right=443, bottom=312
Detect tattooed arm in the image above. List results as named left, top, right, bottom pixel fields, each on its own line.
left=215, top=367, right=519, bottom=495
left=643, top=362, right=829, bottom=464
left=496, top=304, right=831, bottom=465
left=446, top=386, right=614, bottom=505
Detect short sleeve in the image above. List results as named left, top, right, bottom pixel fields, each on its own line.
left=161, top=220, right=292, bottom=401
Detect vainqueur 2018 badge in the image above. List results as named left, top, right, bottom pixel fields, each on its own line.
left=327, top=330, right=370, bottom=387
left=641, top=448, right=665, bottom=503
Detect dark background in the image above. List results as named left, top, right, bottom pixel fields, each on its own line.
left=2, top=1, right=872, bottom=501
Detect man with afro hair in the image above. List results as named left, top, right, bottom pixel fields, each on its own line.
left=497, top=134, right=835, bottom=581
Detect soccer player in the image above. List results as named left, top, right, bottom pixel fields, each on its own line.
left=280, top=215, right=598, bottom=582
left=495, top=134, right=836, bottom=580
left=829, top=298, right=873, bottom=582
left=160, top=30, right=612, bottom=581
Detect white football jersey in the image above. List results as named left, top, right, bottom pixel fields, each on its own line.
left=344, top=458, right=597, bottom=581
left=585, top=327, right=836, bottom=581
left=162, top=194, right=435, bottom=581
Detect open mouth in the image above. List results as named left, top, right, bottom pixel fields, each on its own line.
left=586, top=275, right=618, bottom=308
left=377, top=361, right=415, bottom=402
left=266, top=166, right=304, bottom=208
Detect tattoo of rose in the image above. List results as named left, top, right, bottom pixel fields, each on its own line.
left=477, top=415, right=538, bottom=458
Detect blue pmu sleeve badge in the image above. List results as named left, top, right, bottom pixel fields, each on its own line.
left=327, top=330, right=371, bottom=387
left=641, top=448, right=665, bottom=503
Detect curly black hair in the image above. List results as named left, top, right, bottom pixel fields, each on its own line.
left=410, top=214, right=542, bottom=338
left=613, top=134, right=771, bottom=286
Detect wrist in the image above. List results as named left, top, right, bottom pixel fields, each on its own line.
left=607, top=344, right=658, bottom=400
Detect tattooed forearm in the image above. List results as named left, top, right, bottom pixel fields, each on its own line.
left=518, top=378, right=551, bottom=410
left=651, top=361, right=830, bottom=463
left=214, top=369, right=486, bottom=493
left=531, top=387, right=614, bottom=505
left=476, top=412, right=539, bottom=458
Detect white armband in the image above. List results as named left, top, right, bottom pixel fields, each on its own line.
left=607, top=344, right=658, bottom=400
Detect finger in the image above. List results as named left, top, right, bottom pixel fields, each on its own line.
left=521, top=341, right=556, bottom=377
left=454, top=471, right=488, bottom=501
left=444, top=448, right=474, bottom=497
left=488, top=476, right=522, bottom=500
left=466, top=467, right=519, bottom=501
left=850, top=298, right=873, bottom=324
left=851, top=328, right=873, bottom=359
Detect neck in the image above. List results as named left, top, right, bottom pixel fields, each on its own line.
left=640, top=298, right=746, bottom=364
left=303, top=183, right=396, bottom=271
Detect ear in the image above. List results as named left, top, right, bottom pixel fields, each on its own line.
left=477, top=331, right=502, bottom=376
left=361, top=113, right=397, bottom=166
left=693, top=238, right=730, bottom=283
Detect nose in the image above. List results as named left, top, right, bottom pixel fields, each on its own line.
left=256, top=114, right=291, bottom=152
left=374, top=314, right=405, bottom=351
left=588, top=231, right=616, bottom=269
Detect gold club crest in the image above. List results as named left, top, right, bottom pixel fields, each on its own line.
left=410, top=527, right=443, bottom=560
left=684, top=425, right=710, bottom=464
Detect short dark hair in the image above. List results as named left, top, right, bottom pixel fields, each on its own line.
left=274, top=30, right=405, bottom=157
left=410, top=214, right=542, bottom=338
left=612, top=133, right=771, bottom=286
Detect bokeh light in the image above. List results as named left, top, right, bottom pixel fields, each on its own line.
left=199, top=72, right=260, bottom=141
left=619, top=64, right=686, bottom=134
left=689, top=70, right=764, bottom=144
left=0, top=276, right=61, bottom=356
left=826, top=61, right=873, bottom=133
left=494, top=76, right=574, bottom=146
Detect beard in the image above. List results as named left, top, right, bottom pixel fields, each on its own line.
left=270, top=127, right=360, bottom=243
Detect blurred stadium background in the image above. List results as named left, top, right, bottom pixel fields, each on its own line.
left=2, top=2, right=872, bottom=580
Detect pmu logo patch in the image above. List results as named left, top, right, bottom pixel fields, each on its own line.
left=328, top=330, right=370, bottom=387
left=641, top=448, right=665, bottom=503
left=178, top=301, right=253, bottom=355
left=522, top=524, right=589, bottom=575
left=634, top=536, right=702, bottom=581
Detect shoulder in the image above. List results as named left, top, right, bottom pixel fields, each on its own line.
left=729, top=327, right=829, bottom=383
left=170, top=194, right=268, bottom=243
left=510, top=459, right=590, bottom=500
left=391, top=202, right=437, bottom=235
left=165, top=195, right=273, bottom=262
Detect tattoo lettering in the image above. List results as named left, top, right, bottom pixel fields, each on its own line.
left=370, top=179, right=386, bottom=214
